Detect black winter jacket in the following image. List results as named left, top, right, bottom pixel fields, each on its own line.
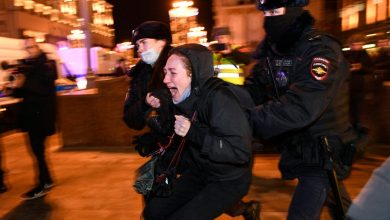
left=12, top=53, right=57, bottom=135
left=172, top=44, right=252, bottom=181
left=123, top=61, right=153, bottom=130
left=123, top=47, right=173, bottom=133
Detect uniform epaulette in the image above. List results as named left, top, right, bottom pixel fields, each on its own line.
left=305, top=31, right=342, bottom=47
left=308, top=34, right=322, bottom=41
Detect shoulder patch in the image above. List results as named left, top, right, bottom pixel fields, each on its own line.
left=310, top=57, right=329, bottom=80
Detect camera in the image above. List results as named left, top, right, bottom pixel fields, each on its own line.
left=209, top=43, right=227, bottom=52
left=1, top=60, right=33, bottom=77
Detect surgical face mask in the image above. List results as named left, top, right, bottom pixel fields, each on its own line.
left=141, top=48, right=160, bottom=65
left=173, top=85, right=191, bottom=104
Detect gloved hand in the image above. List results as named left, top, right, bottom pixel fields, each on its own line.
left=145, top=89, right=174, bottom=135
left=132, top=132, right=158, bottom=157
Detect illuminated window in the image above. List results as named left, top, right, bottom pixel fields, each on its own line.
left=340, top=2, right=363, bottom=31
left=366, top=0, right=388, bottom=24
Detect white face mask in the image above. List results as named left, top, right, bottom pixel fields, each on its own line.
left=141, top=48, right=160, bottom=65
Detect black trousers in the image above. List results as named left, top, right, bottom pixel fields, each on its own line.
left=0, top=135, right=5, bottom=184
left=0, top=147, right=3, bottom=184
left=287, top=170, right=351, bottom=220
left=27, top=131, right=52, bottom=185
left=144, top=169, right=251, bottom=220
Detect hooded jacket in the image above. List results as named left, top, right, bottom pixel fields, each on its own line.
left=172, top=44, right=252, bottom=181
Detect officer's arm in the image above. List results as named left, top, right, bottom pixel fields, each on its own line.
left=244, top=61, right=268, bottom=105
left=250, top=43, right=345, bottom=139
left=123, top=81, right=149, bottom=130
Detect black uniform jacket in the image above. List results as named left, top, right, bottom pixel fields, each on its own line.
left=173, top=44, right=252, bottom=181
left=245, top=12, right=356, bottom=178
left=123, top=58, right=173, bottom=133
left=12, top=53, right=57, bottom=135
left=123, top=61, right=153, bottom=130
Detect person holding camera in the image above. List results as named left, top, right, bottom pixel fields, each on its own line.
left=245, top=0, right=357, bottom=219
left=7, top=37, right=57, bottom=199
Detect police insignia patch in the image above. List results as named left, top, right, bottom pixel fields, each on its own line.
left=310, top=57, right=329, bottom=80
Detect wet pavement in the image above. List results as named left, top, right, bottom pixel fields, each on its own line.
left=0, top=132, right=389, bottom=220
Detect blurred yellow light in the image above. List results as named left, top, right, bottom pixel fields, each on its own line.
left=190, top=27, right=204, bottom=32
left=14, top=0, right=24, bottom=7
left=23, top=0, right=34, bottom=10
left=169, top=7, right=198, bottom=18
left=362, top=44, right=376, bottom=49
left=42, top=5, right=52, bottom=15
left=366, top=33, right=377, bottom=37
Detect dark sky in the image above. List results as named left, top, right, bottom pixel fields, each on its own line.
left=106, top=0, right=213, bottom=44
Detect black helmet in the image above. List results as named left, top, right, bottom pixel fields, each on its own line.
left=256, top=0, right=309, bottom=11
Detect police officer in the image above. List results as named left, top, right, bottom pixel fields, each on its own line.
left=210, top=27, right=252, bottom=85
left=245, top=0, right=357, bottom=219
left=123, top=21, right=174, bottom=155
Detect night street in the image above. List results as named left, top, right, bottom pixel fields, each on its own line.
left=0, top=131, right=389, bottom=220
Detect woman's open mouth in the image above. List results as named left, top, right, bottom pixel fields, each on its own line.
left=168, top=87, right=178, bottom=100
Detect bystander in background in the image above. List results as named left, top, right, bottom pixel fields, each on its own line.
left=5, top=38, right=57, bottom=199
left=343, top=35, right=374, bottom=135
left=114, top=58, right=128, bottom=76
left=375, top=39, right=390, bottom=81
left=209, top=26, right=252, bottom=85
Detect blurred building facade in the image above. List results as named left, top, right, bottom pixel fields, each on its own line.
left=339, top=0, right=390, bottom=46
left=169, top=1, right=208, bottom=44
left=0, top=0, right=114, bottom=48
left=212, top=0, right=389, bottom=47
left=212, top=0, right=264, bottom=47
left=211, top=0, right=340, bottom=47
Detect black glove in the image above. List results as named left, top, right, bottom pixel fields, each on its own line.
left=132, top=132, right=158, bottom=157
left=145, top=89, right=174, bottom=135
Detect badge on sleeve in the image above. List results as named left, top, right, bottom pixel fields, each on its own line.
left=310, top=57, right=329, bottom=80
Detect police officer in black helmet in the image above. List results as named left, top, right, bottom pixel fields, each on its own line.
left=245, top=0, right=357, bottom=219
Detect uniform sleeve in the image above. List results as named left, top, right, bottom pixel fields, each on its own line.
left=186, top=89, right=252, bottom=164
left=250, top=41, right=346, bottom=139
left=244, top=61, right=269, bottom=105
left=122, top=78, right=149, bottom=130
